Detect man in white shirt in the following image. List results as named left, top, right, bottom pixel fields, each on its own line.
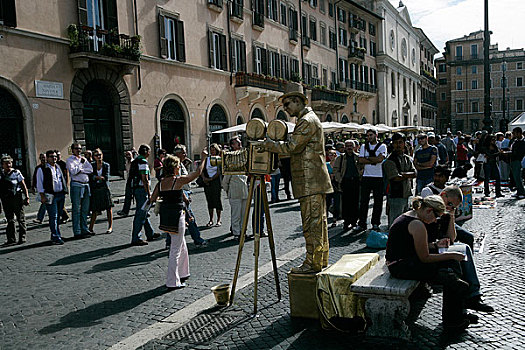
left=36, top=150, right=68, bottom=244
left=66, top=142, right=93, bottom=238
left=354, top=129, right=387, bottom=232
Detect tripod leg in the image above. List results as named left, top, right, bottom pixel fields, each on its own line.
left=261, top=176, right=282, bottom=301
left=229, top=176, right=256, bottom=305
left=253, top=179, right=262, bottom=314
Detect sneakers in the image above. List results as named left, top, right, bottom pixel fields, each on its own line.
left=195, top=240, right=208, bottom=247
left=465, top=296, right=494, bottom=313
left=33, top=218, right=43, bottom=224
left=51, top=239, right=65, bottom=245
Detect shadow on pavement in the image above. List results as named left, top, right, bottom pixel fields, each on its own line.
left=48, top=244, right=131, bottom=266
left=188, top=232, right=240, bottom=255
left=85, top=248, right=167, bottom=274
left=0, top=240, right=53, bottom=255
left=38, top=285, right=169, bottom=334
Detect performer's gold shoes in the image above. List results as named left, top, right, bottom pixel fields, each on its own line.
left=291, top=263, right=320, bottom=274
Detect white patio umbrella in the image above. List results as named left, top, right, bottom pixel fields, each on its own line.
left=211, top=121, right=296, bottom=134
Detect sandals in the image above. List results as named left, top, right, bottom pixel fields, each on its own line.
left=215, top=222, right=222, bottom=227
left=206, top=221, right=214, bottom=227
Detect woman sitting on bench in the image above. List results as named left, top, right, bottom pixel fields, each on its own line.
left=385, top=195, right=472, bottom=332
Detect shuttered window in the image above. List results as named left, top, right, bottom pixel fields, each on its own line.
left=268, top=51, right=280, bottom=77
left=158, top=13, right=186, bottom=62
left=231, top=38, right=246, bottom=73
left=0, top=0, right=17, bottom=27
left=253, top=46, right=268, bottom=75
left=208, top=30, right=227, bottom=70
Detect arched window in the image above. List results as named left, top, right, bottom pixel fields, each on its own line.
left=209, top=104, right=228, bottom=144
left=325, top=114, right=332, bottom=122
left=391, top=72, right=396, bottom=96
left=276, top=110, right=288, bottom=121
left=160, top=99, right=186, bottom=154
left=236, top=115, right=244, bottom=125
left=251, top=107, right=265, bottom=120
left=341, top=115, right=349, bottom=123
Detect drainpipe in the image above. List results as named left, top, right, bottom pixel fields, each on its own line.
left=334, top=0, right=343, bottom=88
left=227, top=0, right=233, bottom=85
left=298, top=0, right=304, bottom=78
left=133, top=0, right=141, bottom=90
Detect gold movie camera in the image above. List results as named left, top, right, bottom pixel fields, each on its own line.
left=210, top=118, right=288, bottom=175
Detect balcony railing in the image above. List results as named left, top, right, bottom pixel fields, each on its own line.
left=235, top=72, right=286, bottom=92
left=455, top=55, right=463, bottom=61
left=420, top=69, right=438, bottom=84
left=423, top=97, right=438, bottom=107
left=345, top=80, right=377, bottom=93
left=68, top=25, right=141, bottom=61
left=348, top=46, right=365, bottom=60
left=471, top=53, right=478, bottom=59
left=289, top=29, right=298, bottom=42
left=253, top=12, right=264, bottom=29
left=302, top=36, right=311, bottom=48
left=311, top=88, right=347, bottom=104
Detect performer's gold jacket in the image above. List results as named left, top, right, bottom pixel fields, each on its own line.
left=262, top=107, right=333, bottom=198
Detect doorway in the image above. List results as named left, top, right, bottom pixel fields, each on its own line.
left=160, top=99, right=186, bottom=153
left=0, top=87, right=27, bottom=177
left=82, top=81, right=120, bottom=174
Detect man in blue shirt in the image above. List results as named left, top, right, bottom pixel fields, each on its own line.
left=414, top=133, right=438, bottom=194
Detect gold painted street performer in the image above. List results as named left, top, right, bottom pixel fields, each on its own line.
left=256, top=85, right=333, bottom=274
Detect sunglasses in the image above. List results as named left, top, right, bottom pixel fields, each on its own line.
left=48, top=155, right=57, bottom=158
left=73, top=147, right=82, bottom=150
left=94, top=154, right=101, bottom=157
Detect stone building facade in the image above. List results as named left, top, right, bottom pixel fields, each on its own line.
left=436, top=30, right=525, bottom=134
left=0, top=0, right=386, bottom=179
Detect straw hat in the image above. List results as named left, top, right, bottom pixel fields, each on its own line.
left=278, top=82, right=308, bottom=104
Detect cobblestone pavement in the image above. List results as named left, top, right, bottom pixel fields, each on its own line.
left=2, top=181, right=524, bottom=349
left=0, top=185, right=316, bottom=349
left=139, top=195, right=525, bottom=350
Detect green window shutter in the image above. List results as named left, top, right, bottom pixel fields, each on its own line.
left=261, top=48, right=268, bottom=75
left=208, top=30, right=214, bottom=68
left=77, top=0, right=88, bottom=25
left=275, top=52, right=281, bottom=77
left=158, top=13, right=168, bottom=58
left=240, top=41, right=246, bottom=72
left=220, top=34, right=227, bottom=70
left=104, top=0, right=118, bottom=30
left=175, top=19, right=186, bottom=62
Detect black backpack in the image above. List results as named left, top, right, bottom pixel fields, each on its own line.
left=127, top=158, right=142, bottom=188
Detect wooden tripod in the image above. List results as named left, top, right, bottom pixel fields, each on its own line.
left=229, top=175, right=281, bottom=314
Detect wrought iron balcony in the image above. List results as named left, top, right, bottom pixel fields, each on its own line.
left=311, top=87, right=347, bottom=104
left=235, top=73, right=286, bottom=92
left=420, top=69, right=438, bottom=84
left=348, top=46, right=365, bottom=62
left=345, top=80, right=377, bottom=94
left=423, top=97, right=438, bottom=107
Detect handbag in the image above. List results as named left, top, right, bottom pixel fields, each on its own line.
left=153, top=199, right=162, bottom=216
left=475, top=153, right=487, bottom=163
left=196, top=175, right=205, bottom=187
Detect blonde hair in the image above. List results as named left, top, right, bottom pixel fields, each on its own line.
left=162, top=154, right=181, bottom=175
left=411, top=195, right=446, bottom=215
left=442, top=185, right=463, bottom=202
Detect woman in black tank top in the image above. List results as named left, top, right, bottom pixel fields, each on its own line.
left=149, top=150, right=208, bottom=289
left=386, top=195, right=472, bottom=331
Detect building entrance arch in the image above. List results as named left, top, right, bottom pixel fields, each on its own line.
left=160, top=100, right=186, bottom=153
left=209, top=104, right=228, bottom=145
left=0, top=87, right=27, bottom=177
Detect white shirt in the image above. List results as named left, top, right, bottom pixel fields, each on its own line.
left=1, top=169, right=24, bottom=192
left=359, top=143, right=388, bottom=178
left=66, top=155, right=93, bottom=184
left=206, top=158, right=218, bottom=178
left=36, top=163, right=64, bottom=193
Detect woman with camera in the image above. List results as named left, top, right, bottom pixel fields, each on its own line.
left=148, top=149, right=208, bottom=289
left=386, top=195, right=471, bottom=332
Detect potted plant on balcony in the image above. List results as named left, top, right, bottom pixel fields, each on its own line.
left=291, top=72, right=303, bottom=83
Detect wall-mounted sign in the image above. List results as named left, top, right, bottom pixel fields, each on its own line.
left=35, top=80, right=64, bottom=99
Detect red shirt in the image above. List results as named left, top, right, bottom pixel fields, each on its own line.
left=457, top=144, right=468, bottom=161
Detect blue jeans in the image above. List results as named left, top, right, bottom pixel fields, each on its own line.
left=457, top=243, right=482, bottom=299
left=271, top=174, right=281, bottom=202
left=70, top=182, right=90, bottom=236
left=37, top=203, right=47, bottom=221
left=46, top=192, right=65, bottom=242
left=121, top=180, right=133, bottom=213
left=455, top=223, right=474, bottom=252
left=510, top=160, right=525, bottom=195
left=131, top=187, right=154, bottom=243
left=416, top=176, right=433, bottom=195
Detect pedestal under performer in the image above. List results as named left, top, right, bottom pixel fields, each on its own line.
left=256, top=86, right=333, bottom=274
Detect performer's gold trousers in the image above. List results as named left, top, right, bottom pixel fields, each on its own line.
left=298, top=193, right=329, bottom=271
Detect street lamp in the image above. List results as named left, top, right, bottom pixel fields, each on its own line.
left=482, top=0, right=493, bottom=133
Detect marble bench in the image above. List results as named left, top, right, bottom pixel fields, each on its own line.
left=350, top=258, right=420, bottom=339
